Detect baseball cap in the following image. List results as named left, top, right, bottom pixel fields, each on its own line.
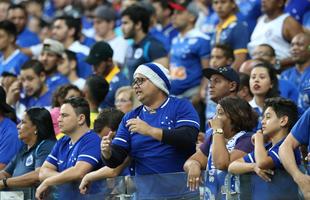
left=203, top=66, right=240, bottom=85
left=168, top=0, right=199, bottom=18
left=85, top=41, right=114, bottom=65
left=94, top=5, right=116, bottom=21
left=42, top=38, right=65, bottom=56
left=0, top=86, right=15, bottom=114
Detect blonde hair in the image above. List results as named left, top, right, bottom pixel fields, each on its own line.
left=115, top=86, right=141, bottom=109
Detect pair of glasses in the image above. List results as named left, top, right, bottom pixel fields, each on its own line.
left=132, top=77, right=147, bottom=87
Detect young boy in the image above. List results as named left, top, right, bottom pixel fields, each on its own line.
left=228, top=97, right=301, bottom=199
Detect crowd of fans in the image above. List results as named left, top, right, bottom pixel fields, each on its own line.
left=0, top=0, right=310, bottom=199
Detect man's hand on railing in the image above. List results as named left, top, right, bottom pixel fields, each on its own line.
left=186, top=160, right=202, bottom=191
left=79, top=174, right=91, bottom=194
left=101, top=131, right=113, bottom=159
left=253, top=165, right=273, bottom=182
left=35, top=179, right=49, bottom=200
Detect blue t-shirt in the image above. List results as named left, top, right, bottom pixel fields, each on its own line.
left=298, top=67, right=310, bottom=112
left=280, top=66, right=303, bottom=89
left=77, top=52, right=93, bottom=79
left=46, top=130, right=102, bottom=171
left=20, top=89, right=53, bottom=109
left=170, top=29, right=210, bottom=95
left=5, top=139, right=55, bottom=177
left=285, top=0, right=310, bottom=23
left=101, top=71, right=130, bottom=108
left=112, top=96, right=200, bottom=175
left=17, top=28, right=40, bottom=48
left=45, top=73, right=69, bottom=93
left=244, top=138, right=301, bottom=169
left=0, top=50, right=29, bottom=75
left=200, top=129, right=254, bottom=200
left=279, top=79, right=299, bottom=104
left=0, top=118, right=22, bottom=165
left=161, top=23, right=178, bottom=46
left=124, top=34, right=168, bottom=83
left=150, top=27, right=171, bottom=51
left=292, top=108, right=310, bottom=154
left=81, top=35, right=96, bottom=48
left=236, top=0, right=261, bottom=34
left=211, top=15, right=249, bottom=54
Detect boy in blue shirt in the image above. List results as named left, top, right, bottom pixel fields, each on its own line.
left=36, top=97, right=102, bottom=199
left=229, top=97, right=300, bottom=199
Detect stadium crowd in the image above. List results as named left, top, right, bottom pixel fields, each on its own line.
left=0, top=0, right=309, bottom=199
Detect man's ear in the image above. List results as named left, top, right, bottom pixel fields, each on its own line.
left=229, top=81, right=238, bottom=92
left=78, top=113, right=86, bottom=126
left=280, top=115, right=289, bottom=128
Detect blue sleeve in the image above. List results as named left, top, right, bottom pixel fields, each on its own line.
left=291, top=108, right=310, bottom=146
left=0, top=127, right=21, bottom=164
left=243, top=151, right=256, bottom=163
left=112, top=113, right=131, bottom=151
left=148, top=40, right=168, bottom=60
left=46, top=140, right=62, bottom=167
left=4, top=152, right=19, bottom=175
left=231, top=22, right=249, bottom=51
left=200, top=129, right=212, bottom=156
left=267, top=146, right=282, bottom=169
left=235, top=134, right=254, bottom=153
left=197, top=37, right=211, bottom=59
left=35, top=140, right=56, bottom=168
left=175, top=99, right=200, bottom=130
left=77, top=134, right=102, bottom=167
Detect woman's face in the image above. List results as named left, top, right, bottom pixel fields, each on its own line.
left=17, top=113, right=36, bottom=144
left=115, top=91, right=133, bottom=113
left=215, top=104, right=232, bottom=135
left=250, top=67, right=272, bottom=97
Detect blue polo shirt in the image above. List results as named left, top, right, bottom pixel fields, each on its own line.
left=46, top=130, right=102, bottom=172
left=285, top=0, right=310, bottom=23
left=237, top=0, right=261, bottom=34
left=124, top=34, right=168, bottom=83
left=20, top=89, right=53, bottom=109
left=0, top=118, right=22, bottom=165
left=0, top=50, right=29, bottom=75
left=17, top=28, right=40, bottom=48
left=4, top=139, right=55, bottom=177
left=45, top=73, right=69, bottom=93
left=170, top=29, right=211, bottom=95
left=112, top=96, right=200, bottom=175
left=244, top=138, right=301, bottom=169
left=279, top=79, right=299, bottom=104
left=211, top=15, right=249, bottom=55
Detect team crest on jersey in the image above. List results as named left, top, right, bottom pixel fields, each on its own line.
left=25, top=154, right=33, bottom=166
left=134, top=48, right=143, bottom=59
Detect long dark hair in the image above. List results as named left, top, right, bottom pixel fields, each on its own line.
left=26, top=107, right=56, bottom=143
left=219, top=96, right=258, bottom=133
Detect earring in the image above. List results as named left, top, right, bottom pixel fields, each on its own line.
left=34, top=131, right=37, bottom=135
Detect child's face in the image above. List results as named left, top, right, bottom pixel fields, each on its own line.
left=261, top=107, right=281, bottom=136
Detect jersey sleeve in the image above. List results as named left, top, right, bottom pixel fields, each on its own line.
left=77, top=134, right=101, bottom=167
left=200, top=129, right=213, bottom=156
left=231, top=22, right=249, bottom=54
left=4, top=153, right=19, bottom=175
left=267, top=146, right=282, bottom=169
left=243, top=151, right=256, bottom=163
left=197, top=37, right=211, bottom=59
left=112, top=113, right=132, bottom=151
left=175, top=99, right=200, bottom=130
left=0, top=127, right=21, bottom=164
left=46, top=139, right=62, bottom=167
left=291, top=108, right=310, bottom=146
left=234, top=134, right=254, bottom=153
left=35, top=140, right=56, bottom=168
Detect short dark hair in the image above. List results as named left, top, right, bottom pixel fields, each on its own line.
left=258, top=43, right=276, bottom=57
left=26, top=107, right=56, bottom=143
left=63, top=97, right=91, bottom=127
left=252, top=61, right=280, bottom=98
left=219, top=96, right=258, bottom=133
left=213, top=44, right=235, bottom=62
left=21, top=59, right=45, bottom=76
left=239, top=72, right=253, bottom=97
left=8, top=4, right=27, bottom=17
left=54, top=15, right=81, bottom=40
left=264, top=97, right=298, bottom=131
left=52, top=84, right=82, bottom=107
left=94, top=108, right=124, bottom=133
left=64, top=49, right=77, bottom=62
left=85, top=75, right=109, bottom=106
left=121, top=4, right=150, bottom=34
left=0, top=20, right=17, bottom=41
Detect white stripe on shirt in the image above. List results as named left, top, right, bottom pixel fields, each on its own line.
left=248, top=154, right=254, bottom=163
left=78, top=154, right=99, bottom=163
left=271, top=150, right=280, bottom=160
left=114, top=137, right=128, bottom=143
left=48, top=155, right=58, bottom=161
left=177, top=119, right=200, bottom=126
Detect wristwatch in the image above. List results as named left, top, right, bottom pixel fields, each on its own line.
left=213, top=128, right=224, bottom=135
left=2, top=177, right=8, bottom=188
